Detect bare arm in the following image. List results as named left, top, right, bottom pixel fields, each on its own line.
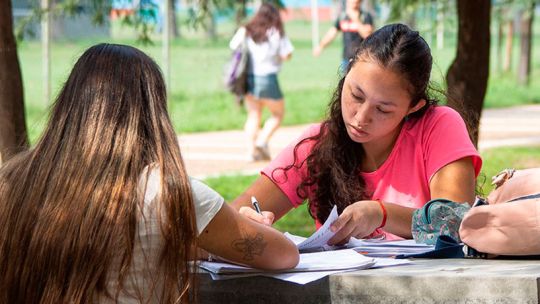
left=197, top=201, right=299, bottom=270
left=382, top=156, right=476, bottom=238
left=329, top=157, right=477, bottom=243
left=280, top=53, right=292, bottom=62
left=313, top=27, right=339, bottom=57
left=429, top=156, right=477, bottom=204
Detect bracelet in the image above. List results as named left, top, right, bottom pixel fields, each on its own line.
left=207, top=253, right=215, bottom=262
left=375, top=199, right=387, bottom=229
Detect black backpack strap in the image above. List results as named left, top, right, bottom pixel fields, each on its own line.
left=508, top=193, right=540, bottom=202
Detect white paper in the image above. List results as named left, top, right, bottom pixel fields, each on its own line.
left=284, top=213, right=434, bottom=258
left=263, top=269, right=358, bottom=285
left=202, top=256, right=411, bottom=285
left=370, top=257, right=412, bottom=268
left=200, top=249, right=376, bottom=285
left=199, top=249, right=374, bottom=274
left=285, top=205, right=339, bottom=252
left=349, top=238, right=434, bottom=257
left=348, top=238, right=433, bottom=248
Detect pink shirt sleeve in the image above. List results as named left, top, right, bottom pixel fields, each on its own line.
left=422, top=107, right=482, bottom=180
left=261, top=124, right=322, bottom=207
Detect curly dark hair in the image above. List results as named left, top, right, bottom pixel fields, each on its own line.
left=278, top=23, right=437, bottom=223
left=245, top=3, right=285, bottom=43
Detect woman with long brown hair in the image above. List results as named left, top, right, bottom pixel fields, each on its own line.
left=229, top=3, right=294, bottom=161
left=0, top=43, right=298, bottom=303
left=233, top=24, right=482, bottom=244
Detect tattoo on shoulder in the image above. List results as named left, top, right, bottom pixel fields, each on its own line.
left=231, top=233, right=267, bottom=261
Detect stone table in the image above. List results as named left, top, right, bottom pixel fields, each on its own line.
left=197, top=258, right=540, bottom=304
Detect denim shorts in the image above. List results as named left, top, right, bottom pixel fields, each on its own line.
left=247, top=73, right=283, bottom=100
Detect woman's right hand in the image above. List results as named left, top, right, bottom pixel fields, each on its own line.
left=239, top=206, right=275, bottom=226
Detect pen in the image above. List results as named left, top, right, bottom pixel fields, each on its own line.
left=251, top=196, right=262, bottom=214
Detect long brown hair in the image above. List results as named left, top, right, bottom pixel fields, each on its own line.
left=0, top=43, right=197, bottom=303
left=245, top=3, right=285, bottom=43
left=278, top=24, right=437, bottom=223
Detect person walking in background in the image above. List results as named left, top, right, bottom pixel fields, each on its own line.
left=233, top=24, right=481, bottom=243
left=229, top=3, right=294, bottom=162
left=0, top=43, right=298, bottom=303
left=313, top=0, right=374, bottom=73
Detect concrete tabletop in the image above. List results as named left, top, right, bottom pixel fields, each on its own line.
left=197, top=258, right=540, bottom=304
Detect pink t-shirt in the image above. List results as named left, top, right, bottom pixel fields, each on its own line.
left=262, top=106, right=482, bottom=240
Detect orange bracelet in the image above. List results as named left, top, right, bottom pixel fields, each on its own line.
left=375, top=199, right=387, bottom=229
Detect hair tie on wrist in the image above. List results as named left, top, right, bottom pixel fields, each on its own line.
left=375, top=199, right=387, bottom=229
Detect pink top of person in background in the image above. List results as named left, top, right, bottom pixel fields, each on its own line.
left=232, top=23, right=482, bottom=244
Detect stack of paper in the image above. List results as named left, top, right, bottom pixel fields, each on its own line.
left=200, top=249, right=375, bottom=274
left=348, top=239, right=434, bottom=257
left=283, top=205, right=434, bottom=257
left=199, top=249, right=376, bottom=284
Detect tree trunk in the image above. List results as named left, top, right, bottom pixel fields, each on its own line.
left=236, top=0, right=247, bottom=26
left=436, top=2, right=445, bottom=50
left=446, top=0, right=491, bottom=146
left=0, top=0, right=29, bottom=164
left=496, top=11, right=504, bottom=73
left=205, top=11, right=216, bottom=40
left=169, top=0, right=179, bottom=38
left=503, top=18, right=514, bottom=72
left=517, top=5, right=534, bottom=86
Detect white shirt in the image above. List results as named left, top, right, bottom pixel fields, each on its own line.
left=229, top=26, right=294, bottom=76
left=99, top=167, right=224, bottom=303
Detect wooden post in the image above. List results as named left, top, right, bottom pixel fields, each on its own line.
left=503, top=18, right=514, bottom=72
left=311, top=0, right=319, bottom=51
left=162, top=0, right=171, bottom=97
left=41, top=0, right=51, bottom=105
left=517, top=5, right=534, bottom=86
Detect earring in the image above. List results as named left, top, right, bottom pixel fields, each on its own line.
left=404, top=115, right=410, bottom=122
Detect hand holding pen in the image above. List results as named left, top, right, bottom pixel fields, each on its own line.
left=251, top=196, right=262, bottom=214
left=238, top=196, right=275, bottom=226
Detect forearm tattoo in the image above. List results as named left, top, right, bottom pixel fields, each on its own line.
left=231, top=233, right=267, bottom=261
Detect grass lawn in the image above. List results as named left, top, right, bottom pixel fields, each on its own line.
left=18, top=18, right=540, bottom=144
left=204, top=146, right=540, bottom=237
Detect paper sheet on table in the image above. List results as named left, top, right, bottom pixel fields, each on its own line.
left=284, top=205, right=340, bottom=252
left=262, top=258, right=410, bottom=284
left=199, top=249, right=374, bottom=274
left=204, top=257, right=411, bottom=285
left=208, top=269, right=356, bottom=285
left=348, top=238, right=434, bottom=247
left=349, top=238, right=434, bottom=257
left=285, top=231, right=434, bottom=258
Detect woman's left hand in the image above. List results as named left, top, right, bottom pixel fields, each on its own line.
left=327, top=200, right=383, bottom=246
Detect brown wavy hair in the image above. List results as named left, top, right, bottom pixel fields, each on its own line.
left=0, top=44, right=197, bottom=303
left=245, top=3, right=285, bottom=43
left=279, top=24, right=437, bottom=223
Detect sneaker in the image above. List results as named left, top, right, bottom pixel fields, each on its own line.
left=255, top=145, right=271, bottom=161
left=248, top=148, right=263, bottom=162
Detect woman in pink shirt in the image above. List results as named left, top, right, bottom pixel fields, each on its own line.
left=232, top=23, right=482, bottom=243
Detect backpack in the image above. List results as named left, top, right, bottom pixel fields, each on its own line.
left=224, top=28, right=249, bottom=106
left=459, top=168, right=540, bottom=256
left=411, top=198, right=471, bottom=245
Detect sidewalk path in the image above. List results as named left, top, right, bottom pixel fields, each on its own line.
left=180, top=105, right=540, bottom=178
